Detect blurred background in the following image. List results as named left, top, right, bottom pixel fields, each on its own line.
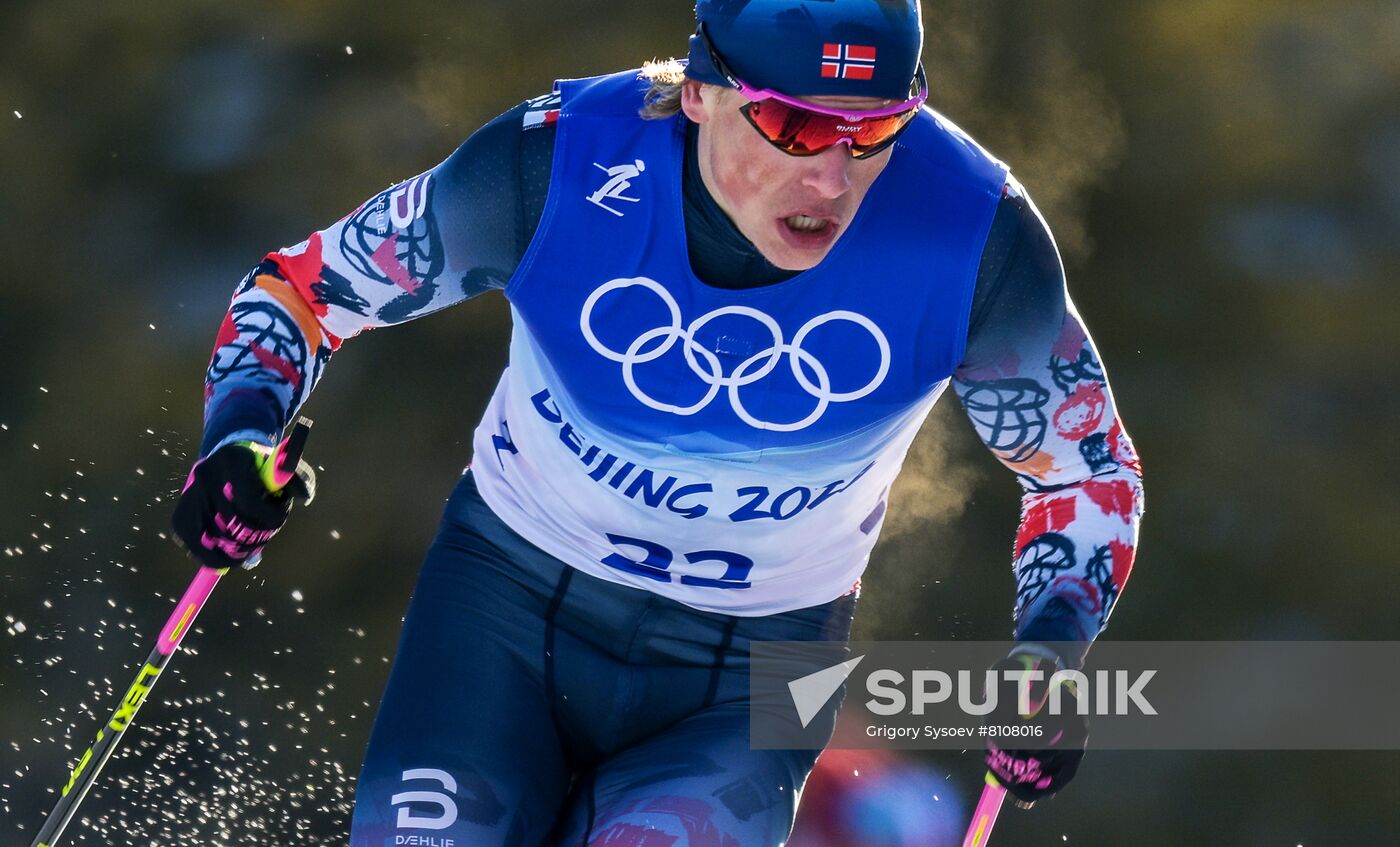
left=2, top=0, right=1398, bottom=844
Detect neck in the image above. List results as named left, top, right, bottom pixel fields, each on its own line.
left=682, top=121, right=796, bottom=289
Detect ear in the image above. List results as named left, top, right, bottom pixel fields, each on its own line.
left=680, top=81, right=713, bottom=123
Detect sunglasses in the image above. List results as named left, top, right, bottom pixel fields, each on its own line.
left=697, top=24, right=928, bottom=159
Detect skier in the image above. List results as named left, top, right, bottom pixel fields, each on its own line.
left=172, top=1, right=1144, bottom=843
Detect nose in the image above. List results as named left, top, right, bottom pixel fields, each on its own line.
left=801, top=143, right=854, bottom=199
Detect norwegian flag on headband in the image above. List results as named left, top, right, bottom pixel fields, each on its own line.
left=821, top=43, right=877, bottom=80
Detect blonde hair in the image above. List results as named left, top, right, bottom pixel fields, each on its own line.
left=639, top=58, right=689, bottom=120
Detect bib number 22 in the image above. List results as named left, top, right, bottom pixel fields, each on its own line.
left=602, top=533, right=754, bottom=589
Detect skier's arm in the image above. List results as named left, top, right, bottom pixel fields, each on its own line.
left=200, top=96, right=554, bottom=456
left=953, top=178, right=1145, bottom=666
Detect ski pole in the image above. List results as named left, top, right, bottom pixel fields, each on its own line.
left=961, top=771, right=1007, bottom=847
left=28, top=418, right=312, bottom=847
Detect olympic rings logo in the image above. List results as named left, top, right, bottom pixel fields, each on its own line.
left=579, top=277, right=890, bottom=432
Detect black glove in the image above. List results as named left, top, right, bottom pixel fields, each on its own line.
left=171, top=440, right=315, bottom=570
left=982, top=646, right=1088, bottom=806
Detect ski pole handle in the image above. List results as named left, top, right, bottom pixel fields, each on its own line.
left=254, top=416, right=312, bottom=493
left=244, top=418, right=313, bottom=568
left=28, top=419, right=311, bottom=847
left=961, top=772, right=1007, bottom=847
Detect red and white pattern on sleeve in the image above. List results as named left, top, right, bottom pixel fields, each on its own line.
left=203, top=166, right=477, bottom=442
left=1010, top=310, right=1142, bottom=641
left=522, top=92, right=562, bottom=131
left=956, top=301, right=1144, bottom=643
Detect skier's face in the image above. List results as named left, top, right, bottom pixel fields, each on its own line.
left=682, top=82, right=894, bottom=271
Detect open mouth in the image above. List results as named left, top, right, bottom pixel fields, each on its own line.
left=778, top=214, right=839, bottom=250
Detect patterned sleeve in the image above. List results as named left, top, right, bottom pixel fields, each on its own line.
left=199, top=93, right=561, bottom=456
left=953, top=177, right=1145, bottom=663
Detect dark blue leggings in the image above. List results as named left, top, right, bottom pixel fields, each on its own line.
left=349, top=472, right=856, bottom=846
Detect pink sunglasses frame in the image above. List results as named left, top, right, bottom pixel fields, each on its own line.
left=729, top=67, right=929, bottom=121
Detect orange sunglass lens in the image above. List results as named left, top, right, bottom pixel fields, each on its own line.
left=745, top=101, right=912, bottom=156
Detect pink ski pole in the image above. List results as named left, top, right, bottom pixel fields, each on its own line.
left=28, top=419, right=311, bottom=847
left=961, top=772, right=1007, bottom=847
